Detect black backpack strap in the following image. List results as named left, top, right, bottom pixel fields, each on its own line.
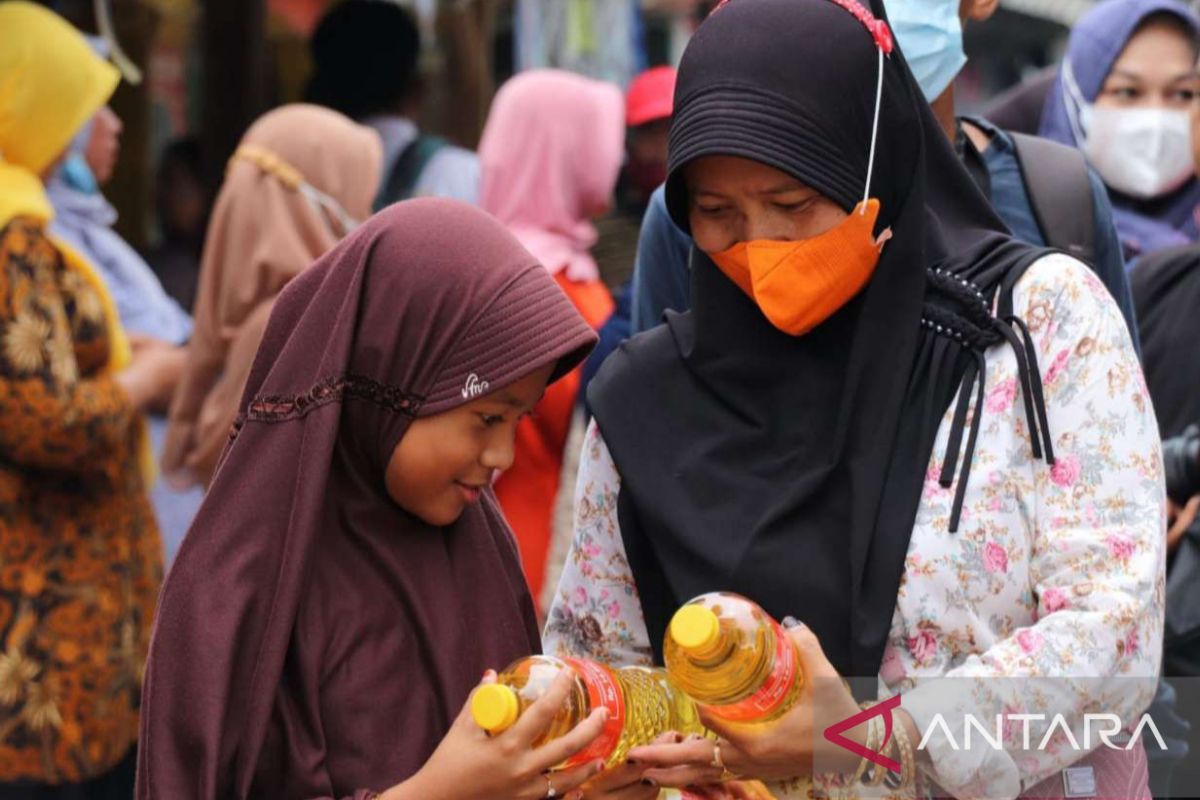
left=373, top=134, right=449, bottom=212
left=1008, top=131, right=1096, bottom=265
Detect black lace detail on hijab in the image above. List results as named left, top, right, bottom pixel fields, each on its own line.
left=231, top=374, right=423, bottom=438
left=922, top=268, right=1056, bottom=533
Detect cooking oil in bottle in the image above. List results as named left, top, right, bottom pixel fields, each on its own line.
left=663, top=592, right=804, bottom=725
left=471, top=655, right=705, bottom=768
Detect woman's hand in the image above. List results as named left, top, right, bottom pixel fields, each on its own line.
left=117, top=340, right=186, bottom=413
left=627, top=622, right=866, bottom=787
left=577, top=759, right=658, bottom=799
left=1167, top=496, right=1200, bottom=553
left=381, top=670, right=609, bottom=800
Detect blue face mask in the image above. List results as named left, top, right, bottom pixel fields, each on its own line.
left=60, top=153, right=99, bottom=195
left=887, top=0, right=967, bottom=102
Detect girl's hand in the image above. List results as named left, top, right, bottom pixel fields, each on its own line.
left=683, top=782, right=776, bottom=799
left=577, top=759, right=659, bottom=799
left=627, top=622, right=866, bottom=787
left=382, top=670, right=609, bottom=800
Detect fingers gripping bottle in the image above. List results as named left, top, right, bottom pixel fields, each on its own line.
left=471, top=656, right=704, bottom=768
left=664, top=592, right=804, bottom=725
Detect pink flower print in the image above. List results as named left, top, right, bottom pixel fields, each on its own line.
left=1016, top=629, right=1044, bottom=654
left=983, top=540, right=1009, bottom=574
left=606, top=600, right=621, bottom=619
left=907, top=630, right=938, bottom=666
left=989, top=496, right=1003, bottom=512
left=880, top=643, right=907, bottom=684
left=1050, top=454, right=1081, bottom=488
left=572, top=586, right=588, bottom=607
left=1106, top=534, right=1135, bottom=561
left=583, top=542, right=602, bottom=558
left=985, top=377, right=1018, bottom=414
left=1044, top=348, right=1070, bottom=385
left=1124, top=628, right=1140, bottom=657
left=600, top=589, right=610, bottom=601
left=1001, top=705, right=1024, bottom=742
left=1017, top=755, right=1041, bottom=776
left=1082, top=269, right=1108, bottom=300
left=1042, top=587, right=1069, bottom=614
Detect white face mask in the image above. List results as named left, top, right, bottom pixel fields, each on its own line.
left=1081, top=106, right=1195, bottom=199
left=1062, top=59, right=1196, bottom=200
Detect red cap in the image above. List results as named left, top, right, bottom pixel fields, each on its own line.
left=626, top=66, right=677, bottom=127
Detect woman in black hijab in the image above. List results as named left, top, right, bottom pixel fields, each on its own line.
left=544, top=0, right=1165, bottom=796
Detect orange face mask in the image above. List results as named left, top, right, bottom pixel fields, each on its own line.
left=709, top=199, right=887, bottom=336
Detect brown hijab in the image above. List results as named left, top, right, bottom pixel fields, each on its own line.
left=162, top=103, right=382, bottom=487
left=137, top=199, right=597, bottom=799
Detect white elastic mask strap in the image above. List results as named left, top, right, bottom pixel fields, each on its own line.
left=300, top=183, right=361, bottom=237
left=94, top=0, right=142, bottom=84
left=862, top=46, right=885, bottom=213
left=1060, top=59, right=1090, bottom=147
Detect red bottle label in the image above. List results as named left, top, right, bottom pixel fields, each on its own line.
left=562, top=657, right=627, bottom=767
left=704, top=619, right=799, bottom=722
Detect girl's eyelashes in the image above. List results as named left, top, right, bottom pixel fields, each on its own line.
left=476, top=409, right=537, bottom=429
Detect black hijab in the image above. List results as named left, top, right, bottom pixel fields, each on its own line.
left=1131, top=244, right=1200, bottom=439
left=589, top=0, right=1055, bottom=678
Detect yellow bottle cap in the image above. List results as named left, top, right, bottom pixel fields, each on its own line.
left=670, top=604, right=721, bottom=651
left=471, top=684, right=520, bottom=733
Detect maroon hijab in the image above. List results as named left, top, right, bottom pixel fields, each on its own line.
left=137, top=199, right=597, bottom=799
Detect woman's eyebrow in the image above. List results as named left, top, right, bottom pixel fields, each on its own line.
left=762, top=183, right=812, bottom=196
left=1106, top=69, right=1144, bottom=82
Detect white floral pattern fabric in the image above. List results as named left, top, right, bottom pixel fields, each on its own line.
left=543, top=254, right=1166, bottom=800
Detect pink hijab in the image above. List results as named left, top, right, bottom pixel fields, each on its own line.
left=478, top=70, right=625, bottom=282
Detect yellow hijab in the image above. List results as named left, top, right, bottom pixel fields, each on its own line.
left=0, top=2, right=152, bottom=480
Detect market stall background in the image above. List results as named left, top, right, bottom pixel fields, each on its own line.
left=35, top=0, right=1195, bottom=256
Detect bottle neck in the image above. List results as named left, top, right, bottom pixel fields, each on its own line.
left=684, top=628, right=731, bottom=662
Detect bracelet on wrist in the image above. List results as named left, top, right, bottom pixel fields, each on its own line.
left=851, top=701, right=880, bottom=786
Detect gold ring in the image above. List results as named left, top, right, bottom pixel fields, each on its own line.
left=543, top=772, right=557, bottom=799
left=711, top=743, right=737, bottom=781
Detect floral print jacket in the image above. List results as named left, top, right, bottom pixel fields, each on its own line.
left=544, top=254, right=1165, bottom=800
left=0, top=219, right=161, bottom=783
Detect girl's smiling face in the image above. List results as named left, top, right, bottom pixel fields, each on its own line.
left=384, top=364, right=554, bottom=526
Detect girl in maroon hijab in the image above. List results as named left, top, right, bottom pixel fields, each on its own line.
left=135, top=199, right=645, bottom=799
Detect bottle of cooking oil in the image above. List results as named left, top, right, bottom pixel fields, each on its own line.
left=471, top=655, right=705, bottom=768
left=663, top=592, right=804, bottom=725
